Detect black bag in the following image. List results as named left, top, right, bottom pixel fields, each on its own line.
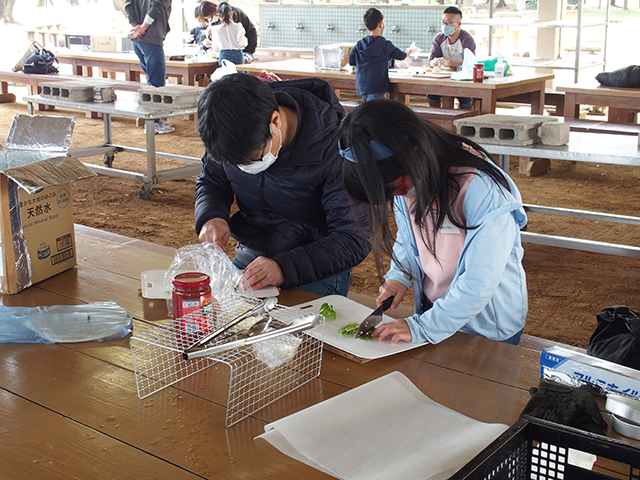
left=23, top=48, right=59, bottom=74
left=595, top=65, right=640, bottom=88
left=587, top=305, right=640, bottom=370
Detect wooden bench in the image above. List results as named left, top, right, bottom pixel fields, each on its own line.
left=497, top=88, right=566, bottom=115
left=340, top=100, right=478, bottom=132
left=0, top=70, right=145, bottom=117
left=0, top=70, right=142, bottom=98
left=557, top=83, right=640, bottom=124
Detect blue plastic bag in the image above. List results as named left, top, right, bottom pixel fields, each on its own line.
left=0, top=301, right=132, bottom=344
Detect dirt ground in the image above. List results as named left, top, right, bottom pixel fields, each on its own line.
left=1, top=99, right=639, bottom=349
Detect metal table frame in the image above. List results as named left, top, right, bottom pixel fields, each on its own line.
left=24, top=91, right=202, bottom=199
left=483, top=131, right=640, bottom=258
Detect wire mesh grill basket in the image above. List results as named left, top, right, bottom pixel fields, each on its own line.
left=130, top=294, right=324, bottom=426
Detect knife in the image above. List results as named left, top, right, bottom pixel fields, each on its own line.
left=355, top=296, right=394, bottom=338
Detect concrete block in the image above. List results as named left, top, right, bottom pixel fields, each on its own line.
left=453, top=114, right=558, bottom=146
left=40, top=80, right=115, bottom=102
left=538, top=121, right=569, bottom=146
left=138, top=85, right=205, bottom=108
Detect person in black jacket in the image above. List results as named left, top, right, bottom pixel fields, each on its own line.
left=196, top=1, right=257, bottom=62
left=195, top=73, right=370, bottom=296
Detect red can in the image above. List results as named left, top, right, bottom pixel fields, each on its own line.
left=473, top=63, right=484, bottom=83
left=172, top=272, right=212, bottom=332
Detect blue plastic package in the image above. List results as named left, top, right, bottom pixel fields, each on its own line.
left=0, top=301, right=132, bottom=344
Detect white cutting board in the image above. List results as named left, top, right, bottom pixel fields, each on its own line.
left=292, top=295, right=424, bottom=362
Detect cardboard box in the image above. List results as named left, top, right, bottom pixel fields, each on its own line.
left=0, top=115, right=96, bottom=294
left=540, top=346, right=640, bottom=400
left=65, top=34, right=91, bottom=50
left=314, top=43, right=353, bottom=70
left=91, top=35, right=117, bottom=53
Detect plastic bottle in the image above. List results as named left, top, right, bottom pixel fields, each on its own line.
left=495, top=53, right=505, bottom=80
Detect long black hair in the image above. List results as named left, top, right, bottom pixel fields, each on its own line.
left=338, top=100, right=509, bottom=279
left=217, top=1, right=234, bottom=24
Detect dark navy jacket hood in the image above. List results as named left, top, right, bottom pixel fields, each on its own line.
left=195, top=78, right=370, bottom=289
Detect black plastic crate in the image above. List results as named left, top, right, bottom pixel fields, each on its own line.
left=451, top=416, right=640, bottom=479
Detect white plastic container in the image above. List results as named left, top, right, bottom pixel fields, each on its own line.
left=495, top=54, right=505, bottom=79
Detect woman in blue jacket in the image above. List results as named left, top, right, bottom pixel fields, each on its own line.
left=338, top=100, right=527, bottom=344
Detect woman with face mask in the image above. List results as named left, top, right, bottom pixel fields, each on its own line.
left=338, top=100, right=528, bottom=346
left=427, top=5, right=476, bottom=109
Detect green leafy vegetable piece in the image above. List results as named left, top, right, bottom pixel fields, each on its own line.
left=359, top=328, right=375, bottom=341
left=337, top=323, right=374, bottom=340
left=338, top=322, right=358, bottom=336
left=318, top=302, right=337, bottom=321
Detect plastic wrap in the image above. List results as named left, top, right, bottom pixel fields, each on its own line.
left=164, top=242, right=253, bottom=301
left=253, top=333, right=302, bottom=369
left=0, top=301, right=132, bottom=344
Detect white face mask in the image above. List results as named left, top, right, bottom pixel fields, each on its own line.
left=403, top=186, right=417, bottom=198
left=238, top=129, right=282, bottom=175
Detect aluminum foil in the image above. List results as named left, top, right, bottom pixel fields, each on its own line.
left=6, top=115, right=74, bottom=153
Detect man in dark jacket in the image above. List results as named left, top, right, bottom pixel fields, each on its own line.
left=195, top=73, right=370, bottom=296
left=125, top=0, right=173, bottom=134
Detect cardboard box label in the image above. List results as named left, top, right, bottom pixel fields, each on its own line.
left=91, top=35, right=117, bottom=53
left=541, top=346, right=640, bottom=399
left=18, top=184, right=76, bottom=286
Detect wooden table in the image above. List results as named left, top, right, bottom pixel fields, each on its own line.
left=54, top=50, right=218, bottom=87
left=242, top=59, right=553, bottom=115
left=557, top=82, right=640, bottom=124
left=0, top=225, right=627, bottom=479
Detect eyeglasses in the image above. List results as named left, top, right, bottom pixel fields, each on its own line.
left=442, top=20, right=459, bottom=26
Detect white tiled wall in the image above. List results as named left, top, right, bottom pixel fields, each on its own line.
left=260, top=4, right=445, bottom=51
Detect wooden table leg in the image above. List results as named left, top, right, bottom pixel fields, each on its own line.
left=0, top=81, right=16, bottom=103
left=563, top=92, right=579, bottom=119
left=530, top=83, right=545, bottom=115
left=442, top=97, right=454, bottom=109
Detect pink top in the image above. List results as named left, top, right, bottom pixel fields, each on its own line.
left=405, top=167, right=477, bottom=302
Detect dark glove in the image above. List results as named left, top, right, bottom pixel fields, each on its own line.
left=520, top=379, right=608, bottom=434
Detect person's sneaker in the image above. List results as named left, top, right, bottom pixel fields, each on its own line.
left=154, top=122, right=175, bottom=135
left=158, top=118, right=173, bottom=128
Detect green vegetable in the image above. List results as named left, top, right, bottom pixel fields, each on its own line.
left=337, top=322, right=374, bottom=340
left=359, top=328, right=375, bottom=341
left=338, top=322, right=358, bottom=336
left=318, top=302, right=337, bottom=321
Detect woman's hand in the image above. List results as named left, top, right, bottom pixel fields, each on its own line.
left=377, top=280, right=407, bottom=312
left=373, top=318, right=411, bottom=343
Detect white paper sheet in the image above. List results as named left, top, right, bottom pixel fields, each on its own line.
left=256, top=371, right=508, bottom=480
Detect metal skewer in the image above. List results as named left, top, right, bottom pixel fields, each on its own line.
left=183, top=313, right=320, bottom=360
left=185, top=296, right=278, bottom=352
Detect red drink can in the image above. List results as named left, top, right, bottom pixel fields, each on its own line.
left=473, top=63, right=484, bottom=83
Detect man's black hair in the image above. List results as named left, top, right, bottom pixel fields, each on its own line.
left=443, top=6, right=462, bottom=18
left=363, top=8, right=383, bottom=32
left=197, top=73, right=277, bottom=165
